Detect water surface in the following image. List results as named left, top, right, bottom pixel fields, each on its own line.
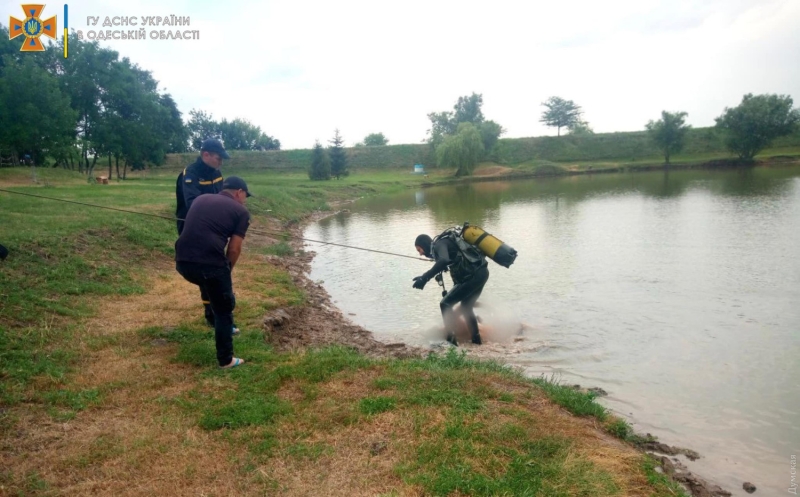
left=305, top=168, right=800, bottom=495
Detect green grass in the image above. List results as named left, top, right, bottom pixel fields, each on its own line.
left=360, top=396, right=398, bottom=415
left=0, top=165, right=429, bottom=408
left=404, top=435, right=619, bottom=496
left=642, top=455, right=692, bottom=497
left=531, top=375, right=608, bottom=420
left=261, top=241, right=293, bottom=256
left=148, top=341, right=631, bottom=495
left=0, top=165, right=703, bottom=495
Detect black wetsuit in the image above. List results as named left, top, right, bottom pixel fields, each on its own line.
left=420, top=236, right=489, bottom=345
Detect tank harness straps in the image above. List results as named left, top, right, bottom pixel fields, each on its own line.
left=472, top=231, right=491, bottom=246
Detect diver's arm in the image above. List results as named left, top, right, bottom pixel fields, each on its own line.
left=421, top=241, right=450, bottom=281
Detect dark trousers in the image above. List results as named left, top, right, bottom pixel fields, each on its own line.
left=178, top=221, right=215, bottom=324
left=176, top=261, right=236, bottom=366
left=440, top=265, right=489, bottom=343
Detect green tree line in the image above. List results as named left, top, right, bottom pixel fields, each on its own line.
left=0, top=26, right=280, bottom=178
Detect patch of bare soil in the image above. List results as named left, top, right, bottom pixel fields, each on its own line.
left=472, top=165, right=514, bottom=177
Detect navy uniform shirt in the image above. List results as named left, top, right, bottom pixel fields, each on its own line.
left=175, top=156, right=224, bottom=223
left=175, top=192, right=250, bottom=267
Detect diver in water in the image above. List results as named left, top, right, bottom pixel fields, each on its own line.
left=412, top=231, right=489, bottom=345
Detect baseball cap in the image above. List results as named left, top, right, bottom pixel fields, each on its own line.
left=222, top=176, right=252, bottom=197
left=200, top=138, right=230, bottom=159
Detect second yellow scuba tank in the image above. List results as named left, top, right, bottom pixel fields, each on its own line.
left=461, top=222, right=517, bottom=268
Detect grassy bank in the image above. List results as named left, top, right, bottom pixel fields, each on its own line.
left=161, top=126, right=800, bottom=174
left=0, top=166, right=690, bottom=495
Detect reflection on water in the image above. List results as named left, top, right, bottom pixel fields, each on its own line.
left=305, top=168, right=800, bottom=495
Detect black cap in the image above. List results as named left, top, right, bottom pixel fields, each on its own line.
left=200, top=138, right=230, bottom=159
left=222, top=176, right=252, bottom=197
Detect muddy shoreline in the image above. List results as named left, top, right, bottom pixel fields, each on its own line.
left=259, top=206, right=425, bottom=360
left=254, top=201, right=739, bottom=497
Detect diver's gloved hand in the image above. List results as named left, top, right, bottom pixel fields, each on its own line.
left=412, top=276, right=428, bottom=290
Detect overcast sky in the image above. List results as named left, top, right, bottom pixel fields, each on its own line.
left=4, top=0, right=799, bottom=149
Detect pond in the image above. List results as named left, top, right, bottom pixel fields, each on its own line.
left=305, top=167, right=800, bottom=495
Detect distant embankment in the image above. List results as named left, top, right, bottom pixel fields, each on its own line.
left=491, top=127, right=800, bottom=164
left=165, top=127, right=800, bottom=171
left=165, top=144, right=435, bottom=171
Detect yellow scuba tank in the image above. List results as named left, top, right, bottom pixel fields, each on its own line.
left=461, top=222, right=517, bottom=268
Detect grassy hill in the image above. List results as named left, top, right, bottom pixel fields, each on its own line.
left=164, top=127, right=800, bottom=172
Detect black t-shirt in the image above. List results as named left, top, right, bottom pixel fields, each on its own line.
left=175, top=192, right=250, bottom=266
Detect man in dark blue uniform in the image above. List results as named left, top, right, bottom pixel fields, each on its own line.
left=412, top=232, right=489, bottom=346
left=175, top=138, right=235, bottom=331
left=175, top=176, right=252, bottom=369
left=176, top=138, right=229, bottom=234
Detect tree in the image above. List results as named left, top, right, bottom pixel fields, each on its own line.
left=435, top=122, right=484, bottom=177
left=328, top=129, right=348, bottom=179
left=540, top=97, right=582, bottom=136
left=159, top=93, right=189, bottom=153
left=308, top=140, right=330, bottom=180
left=567, top=120, right=594, bottom=136
left=715, top=93, right=800, bottom=160
left=363, top=132, right=388, bottom=146
left=427, top=92, right=488, bottom=146
left=453, top=93, right=485, bottom=125
left=94, top=57, right=178, bottom=178
left=645, top=111, right=690, bottom=165
left=218, top=118, right=261, bottom=150
left=426, top=110, right=457, bottom=147
left=255, top=133, right=280, bottom=150
left=478, top=120, right=505, bottom=154
left=53, top=35, right=119, bottom=173
left=187, top=109, right=219, bottom=150
left=427, top=93, right=503, bottom=163
left=0, top=57, right=76, bottom=166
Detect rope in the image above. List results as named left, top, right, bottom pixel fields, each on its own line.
left=0, top=187, right=432, bottom=262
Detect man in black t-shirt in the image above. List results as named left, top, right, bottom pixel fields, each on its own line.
left=175, top=176, right=252, bottom=369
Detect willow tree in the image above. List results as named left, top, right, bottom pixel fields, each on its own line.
left=435, top=122, right=484, bottom=177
